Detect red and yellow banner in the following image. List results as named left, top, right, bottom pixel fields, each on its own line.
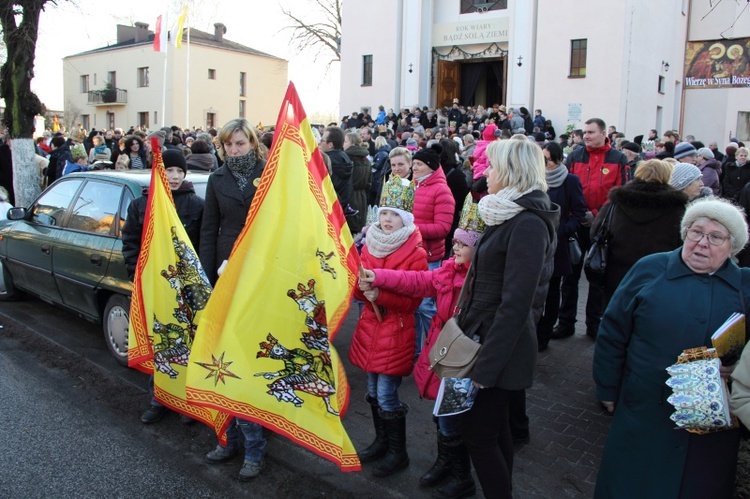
left=128, top=139, right=230, bottom=443
left=186, top=83, right=361, bottom=471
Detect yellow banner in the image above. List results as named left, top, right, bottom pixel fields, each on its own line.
left=129, top=140, right=230, bottom=443
left=186, top=83, right=361, bottom=471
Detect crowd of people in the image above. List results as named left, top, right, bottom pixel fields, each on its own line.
left=14, top=105, right=750, bottom=498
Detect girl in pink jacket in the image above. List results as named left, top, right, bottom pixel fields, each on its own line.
left=361, top=195, right=484, bottom=498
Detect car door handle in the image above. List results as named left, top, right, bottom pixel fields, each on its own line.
left=90, top=254, right=102, bottom=266
left=41, top=244, right=51, bottom=255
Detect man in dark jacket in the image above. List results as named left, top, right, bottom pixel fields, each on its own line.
left=121, top=148, right=204, bottom=424
left=320, top=126, right=355, bottom=218
left=554, top=118, right=628, bottom=340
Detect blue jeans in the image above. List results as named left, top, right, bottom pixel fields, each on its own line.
left=415, top=260, right=441, bottom=355
left=367, top=372, right=403, bottom=412
left=438, top=414, right=462, bottom=438
left=224, top=417, right=267, bottom=463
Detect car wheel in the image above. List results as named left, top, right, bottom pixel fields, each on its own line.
left=0, top=260, right=22, bottom=302
left=103, top=294, right=130, bottom=366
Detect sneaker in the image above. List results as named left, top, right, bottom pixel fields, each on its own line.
left=140, top=404, right=168, bottom=424
left=239, top=460, right=265, bottom=481
left=205, top=444, right=240, bottom=464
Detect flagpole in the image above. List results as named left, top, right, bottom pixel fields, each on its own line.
left=162, top=45, right=168, bottom=128
left=186, top=12, right=190, bottom=129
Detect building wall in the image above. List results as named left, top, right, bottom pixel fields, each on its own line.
left=682, top=0, right=750, bottom=143
left=63, top=42, right=287, bottom=131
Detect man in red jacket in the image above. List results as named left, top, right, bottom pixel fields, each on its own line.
left=553, top=118, right=628, bottom=340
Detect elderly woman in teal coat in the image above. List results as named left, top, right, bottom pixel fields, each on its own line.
left=594, top=197, right=749, bottom=499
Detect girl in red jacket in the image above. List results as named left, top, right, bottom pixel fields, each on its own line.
left=361, top=194, right=484, bottom=498
left=350, top=176, right=428, bottom=478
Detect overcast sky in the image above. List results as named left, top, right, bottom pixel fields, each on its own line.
left=31, top=0, right=340, bottom=119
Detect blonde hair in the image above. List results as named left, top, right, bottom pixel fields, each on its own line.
left=389, top=146, right=412, bottom=163
left=345, top=132, right=362, bottom=147
left=486, top=139, right=547, bottom=192
left=374, top=136, right=388, bottom=149
left=633, top=159, right=673, bottom=184
left=217, top=118, right=262, bottom=162
left=115, top=155, right=130, bottom=170
left=663, top=157, right=678, bottom=166
left=92, top=135, right=104, bottom=146
left=738, top=147, right=749, bottom=157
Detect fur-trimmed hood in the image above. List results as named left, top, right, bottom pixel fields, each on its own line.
left=608, top=179, right=688, bottom=224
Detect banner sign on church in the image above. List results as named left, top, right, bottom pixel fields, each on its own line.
left=684, top=38, right=750, bottom=89
left=433, top=18, right=509, bottom=47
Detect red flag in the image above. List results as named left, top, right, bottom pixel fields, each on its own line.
left=153, top=14, right=167, bottom=53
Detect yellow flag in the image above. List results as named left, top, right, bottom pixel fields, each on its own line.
left=172, top=6, right=187, bottom=49
left=129, top=139, right=231, bottom=443
left=186, top=83, right=361, bottom=471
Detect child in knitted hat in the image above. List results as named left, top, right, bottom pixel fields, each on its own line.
left=350, top=175, right=428, bottom=478
left=359, top=194, right=484, bottom=496
left=62, top=143, right=90, bottom=175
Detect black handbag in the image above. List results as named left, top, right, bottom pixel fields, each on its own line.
left=568, top=237, right=582, bottom=266
left=584, top=203, right=615, bottom=287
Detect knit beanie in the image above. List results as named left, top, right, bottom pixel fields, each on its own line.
left=162, top=149, right=187, bottom=174
left=673, top=142, right=697, bottom=160
left=413, top=143, right=442, bottom=170
left=670, top=163, right=702, bottom=191
left=482, top=124, right=498, bottom=141
left=681, top=197, right=748, bottom=256
left=697, top=147, right=715, bottom=160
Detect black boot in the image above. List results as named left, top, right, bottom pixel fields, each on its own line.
left=358, top=395, right=388, bottom=463
left=420, top=431, right=451, bottom=487
left=433, top=437, right=476, bottom=499
left=373, top=404, right=409, bottom=477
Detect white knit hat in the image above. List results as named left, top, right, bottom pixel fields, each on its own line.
left=670, top=163, right=702, bottom=191
left=681, top=197, right=748, bottom=256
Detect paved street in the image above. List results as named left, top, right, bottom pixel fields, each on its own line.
left=0, top=282, right=612, bottom=498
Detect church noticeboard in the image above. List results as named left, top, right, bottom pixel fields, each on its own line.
left=432, top=18, right=509, bottom=47
left=684, top=38, right=750, bottom=89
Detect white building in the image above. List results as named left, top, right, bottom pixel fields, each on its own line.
left=63, top=22, right=288, bottom=131
left=340, top=0, right=749, bottom=143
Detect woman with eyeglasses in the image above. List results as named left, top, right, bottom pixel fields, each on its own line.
left=590, top=159, right=688, bottom=309
left=593, top=197, right=747, bottom=498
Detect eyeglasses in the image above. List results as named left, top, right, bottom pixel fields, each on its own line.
left=686, top=228, right=729, bottom=246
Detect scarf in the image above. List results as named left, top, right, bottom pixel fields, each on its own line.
left=545, top=164, right=568, bottom=189
left=226, top=153, right=258, bottom=192
left=414, top=172, right=433, bottom=185
left=365, top=223, right=416, bottom=258
left=477, top=186, right=532, bottom=226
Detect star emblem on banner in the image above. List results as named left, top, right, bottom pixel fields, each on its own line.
left=196, top=352, right=241, bottom=386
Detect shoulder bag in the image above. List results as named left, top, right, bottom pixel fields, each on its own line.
left=429, top=265, right=481, bottom=379
left=563, top=176, right=583, bottom=266
left=583, top=203, right=615, bottom=287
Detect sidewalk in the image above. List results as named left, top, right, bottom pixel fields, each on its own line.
left=335, top=281, right=606, bottom=498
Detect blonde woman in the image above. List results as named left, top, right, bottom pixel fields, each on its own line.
left=459, top=138, right=559, bottom=497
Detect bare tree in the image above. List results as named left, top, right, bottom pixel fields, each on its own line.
left=0, top=0, right=52, bottom=207
left=281, top=0, right=341, bottom=63
left=63, top=98, right=81, bottom=133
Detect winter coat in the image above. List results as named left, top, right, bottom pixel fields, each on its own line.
left=199, top=159, right=266, bottom=285
left=371, top=145, right=391, bottom=205
left=326, top=149, right=353, bottom=209
left=547, top=173, right=586, bottom=277
left=593, top=248, right=745, bottom=498
left=471, top=140, right=492, bottom=180
left=372, top=257, right=469, bottom=399
left=565, top=141, right=629, bottom=215
left=345, top=145, right=372, bottom=233
left=462, top=190, right=559, bottom=389
left=413, top=167, right=455, bottom=262
left=375, top=110, right=386, bottom=125
left=442, top=165, right=470, bottom=256
left=121, top=182, right=204, bottom=279
left=186, top=153, right=217, bottom=172
left=88, top=146, right=112, bottom=164
left=698, top=158, right=722, bottom=196
left=47, top=147, right=66, bottom=186
left=721, top=161, right=750, bottom=201
left=591, top=180, right=687, bottom=302
left=731, top=343, right=750, bottom=429
left=349, top=229, right=428, bottom=376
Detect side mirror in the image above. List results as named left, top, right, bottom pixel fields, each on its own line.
left=7, top=207, right=27, bottom=220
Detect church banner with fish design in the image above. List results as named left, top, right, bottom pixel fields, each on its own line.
left=128, top=139, right=231, bottom=443
left=186, top=83, right=361, bottom=471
